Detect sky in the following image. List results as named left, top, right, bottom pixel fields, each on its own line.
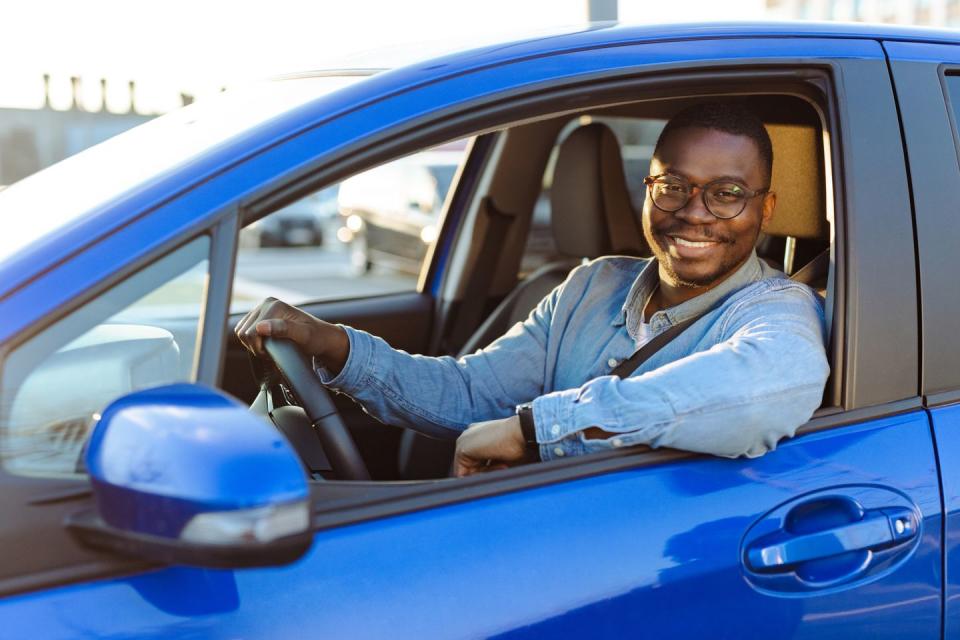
left=0, top=0, right=767, bottom=111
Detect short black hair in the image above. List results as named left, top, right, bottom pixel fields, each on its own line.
left=654, top=102, right=774, bottom=186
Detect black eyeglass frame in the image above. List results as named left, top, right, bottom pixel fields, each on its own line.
left=643, top=174, right=770, bottom=220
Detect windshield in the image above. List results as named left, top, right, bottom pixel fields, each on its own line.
left=0, top=75, right=366, bottom=266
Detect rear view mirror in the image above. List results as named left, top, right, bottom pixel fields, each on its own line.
left=67, top=384, right=312, bottom=568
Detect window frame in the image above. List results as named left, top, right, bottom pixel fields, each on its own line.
left=886, top=56, right=960, bottom=405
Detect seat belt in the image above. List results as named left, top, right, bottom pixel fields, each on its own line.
left=611, top=259, right=823, bottom=379
left=444, top=196, right=517, bottom=352
left=609, top=312, right=707, bottom=378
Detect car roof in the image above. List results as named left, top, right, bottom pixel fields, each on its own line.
left=298, top=20, right=960, bottom=73
left=1, top=20, right=958, bottom=301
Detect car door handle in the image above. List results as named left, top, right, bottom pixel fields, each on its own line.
left=746, top=507, right=918, bottom=571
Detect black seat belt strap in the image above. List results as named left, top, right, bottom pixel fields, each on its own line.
left=610, top=259, right=821, bottom=379
left=610, top=314, right=705, bottom=379
left=446, top=196, right=516, bottom=352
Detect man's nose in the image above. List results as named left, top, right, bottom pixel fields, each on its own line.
left=674, top=187, right=715, bottom=224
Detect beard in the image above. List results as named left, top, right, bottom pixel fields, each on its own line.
left=644, top=220, right=760, bottom=289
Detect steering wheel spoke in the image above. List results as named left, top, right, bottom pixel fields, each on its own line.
left=262, top=338, right=370, bottom=481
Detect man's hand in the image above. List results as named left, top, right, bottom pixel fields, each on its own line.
left=235, top=298, right=350, bottom=374
left=454, top=415, right=530, bottom=477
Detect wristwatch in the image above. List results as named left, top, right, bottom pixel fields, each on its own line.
left=516, top=402, right=541, bottom=461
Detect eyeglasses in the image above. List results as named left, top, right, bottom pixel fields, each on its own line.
left=643, top=174, right=769, bottom=220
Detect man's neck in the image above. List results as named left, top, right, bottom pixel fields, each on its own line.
left=647, top=257, right=754, bottom=321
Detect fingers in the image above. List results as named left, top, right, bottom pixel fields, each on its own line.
left=234, top=297, right=325, bottom=358
left=454, top=453, right=509, bottom=477
left=234, top=297, right=282, bottom=356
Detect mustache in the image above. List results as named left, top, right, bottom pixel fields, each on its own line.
left=655, top=223, right=734, bottom=244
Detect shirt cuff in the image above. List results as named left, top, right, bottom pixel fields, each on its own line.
left=531, top=385, right=639, bottom=460
left=532, top=389, right=587, bottom=461
left=312, top=325, right=374, bottom=394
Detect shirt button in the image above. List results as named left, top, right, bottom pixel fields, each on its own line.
left=611, top=438, right=624, bottom=448
left=607, top=358, right=618, bottom=368
left=551, top=424, right=561, bottom=436
left=553, top=447, right=565, bottom=457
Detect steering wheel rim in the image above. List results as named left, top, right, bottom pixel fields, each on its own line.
left=262, top=337, right=370, bottom=480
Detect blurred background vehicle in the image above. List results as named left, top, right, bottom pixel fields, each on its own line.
left=241, top=185, right=339, bottom=248
left=336, top=143, right=465, bottom=274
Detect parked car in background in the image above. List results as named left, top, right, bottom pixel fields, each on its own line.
left=241, top=185, right=339, bottom=247
left=2, top=21, right=960, bottom=638
left=336, top=144, right=464, bottom=273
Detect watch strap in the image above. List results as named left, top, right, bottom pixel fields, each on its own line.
left=516, top=403, right=541, bottom=461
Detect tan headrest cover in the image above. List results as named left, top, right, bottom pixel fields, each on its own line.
left=763, top=123, right=826, bottom=240
left=550, top=123, right=645, bottom=257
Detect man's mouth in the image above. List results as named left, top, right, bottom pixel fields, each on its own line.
left=671, top=237, right=717, bottom=248
left=662, top=233, right=725, bottom=259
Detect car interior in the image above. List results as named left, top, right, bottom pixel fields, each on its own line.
left=221, top=90, right=833, bottom=483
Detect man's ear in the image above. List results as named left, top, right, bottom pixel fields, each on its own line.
left=759, top=191, right=777, bottom=230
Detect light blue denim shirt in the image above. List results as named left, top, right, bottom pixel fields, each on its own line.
left=318, top=252, right=829, bottom=460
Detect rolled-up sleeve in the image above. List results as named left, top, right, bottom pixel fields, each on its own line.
left=532, top=284, right=829, bottom=459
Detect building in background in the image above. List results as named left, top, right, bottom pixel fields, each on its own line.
left=0, top=76, right=167, bottom=186
left=765, top=0, right=954, bottom=26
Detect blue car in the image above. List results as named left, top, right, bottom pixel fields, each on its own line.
left=1, top=20, right=959, bottom=638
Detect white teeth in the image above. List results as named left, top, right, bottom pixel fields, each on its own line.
left=672, top=237, right=714, bottom=248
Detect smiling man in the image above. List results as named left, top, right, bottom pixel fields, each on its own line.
left=237, top=102, right=829, bottom=477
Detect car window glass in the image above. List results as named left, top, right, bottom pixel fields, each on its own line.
left=232, top=140, right=469, bottom=312
left=0, top=237, right=209, bottom=477
left=521, top=115, right=664, bottom=275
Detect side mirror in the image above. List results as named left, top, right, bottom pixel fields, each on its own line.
left=67, top=384, right=312, bottom=568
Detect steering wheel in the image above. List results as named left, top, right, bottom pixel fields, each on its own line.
left=261, top=337, right=370, bottom=480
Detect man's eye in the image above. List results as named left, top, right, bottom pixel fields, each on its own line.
left=711, top=185, right=745, bottom=202
left=660, top=182, right=687, bottom=193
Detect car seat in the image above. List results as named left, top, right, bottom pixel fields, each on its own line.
left=760, top=120, right=831, bottom=296
left=397, top=122, right=646, bottom=479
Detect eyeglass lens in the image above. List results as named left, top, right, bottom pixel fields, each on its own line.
left=651, top=178, right=748, bottom=219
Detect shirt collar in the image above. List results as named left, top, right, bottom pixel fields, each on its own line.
left=613, top=251, right=766, bottom=333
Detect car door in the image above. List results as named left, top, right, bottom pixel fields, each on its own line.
left=884, top=38, right=960, bottom=640
left=0, top=33, right=940, bottom=638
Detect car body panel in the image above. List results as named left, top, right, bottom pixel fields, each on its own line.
left=883, top=38, right=960, bottom=640
left=0, top=412, right=940, bottom=638
left=928, top=405, right=960, bottom=638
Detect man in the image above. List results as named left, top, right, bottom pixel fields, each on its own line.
left=236, top=102, right=829, bottom=477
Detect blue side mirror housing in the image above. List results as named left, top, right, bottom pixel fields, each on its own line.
left=67, top=384, right=312, bottom=568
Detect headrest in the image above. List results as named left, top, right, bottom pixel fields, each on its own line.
left=550, top=123, right=645, bottom=258
left=763, top=122, right=827, bottom=240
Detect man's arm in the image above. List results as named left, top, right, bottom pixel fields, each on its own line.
left=452, top=283, right=828, bottom=474
left=236, top=283, right=564, bottom=440
left=532, top=283, right=829, bottom=459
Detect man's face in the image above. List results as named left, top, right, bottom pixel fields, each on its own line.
left=642, top=126, right=775, bottom=292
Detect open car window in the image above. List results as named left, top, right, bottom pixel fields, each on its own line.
left=231, top=140, right=470, bottom=313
